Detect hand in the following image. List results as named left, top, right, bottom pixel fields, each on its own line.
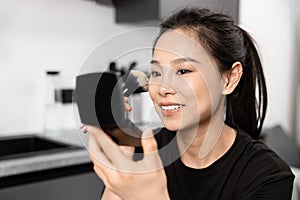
left=87, top=125, right=170, bottom=200
left=124, top=97, right=132, bottom=112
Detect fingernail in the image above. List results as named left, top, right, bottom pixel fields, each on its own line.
left=80, top=125, right=87, bottom=134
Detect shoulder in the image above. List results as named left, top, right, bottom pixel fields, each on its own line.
left=237, top=128, right=292, bottom=173
left=235, top=128, right=295, bottom=199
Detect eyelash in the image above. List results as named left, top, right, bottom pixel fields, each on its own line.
left=150, top=69, right=192, bottom=77
left=176, top=69, right=192, bottom=75
left=151, top=71, right=161, bottom=77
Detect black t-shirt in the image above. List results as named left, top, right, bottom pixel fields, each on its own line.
left=153, top=127, right=295, bottom=200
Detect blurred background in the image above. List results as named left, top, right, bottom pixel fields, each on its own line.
left=0, top=0, right=299, bottom=199
left=0, top=0, right=299, bottom=140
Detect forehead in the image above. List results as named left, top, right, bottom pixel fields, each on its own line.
left=153, top=29, right=211, bottom=62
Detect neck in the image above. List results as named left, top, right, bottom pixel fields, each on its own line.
left=176, top=101, right=236, bottom=169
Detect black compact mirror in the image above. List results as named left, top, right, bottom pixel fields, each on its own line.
left=75, top=72, right=142, bottom=146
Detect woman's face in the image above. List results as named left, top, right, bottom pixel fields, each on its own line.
left=149, top=29, right=225, bottom=131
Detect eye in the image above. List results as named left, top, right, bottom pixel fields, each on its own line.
left=151, top=71, right=161, bottom=77
left=176, top=69, right=192, bottom=75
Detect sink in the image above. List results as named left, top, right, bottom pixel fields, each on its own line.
left=0, top=135, right=82, bottom=161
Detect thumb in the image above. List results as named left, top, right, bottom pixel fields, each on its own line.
left=140, top=129, right=163, bottom=171
left=141, top=129, right=158, bottom=154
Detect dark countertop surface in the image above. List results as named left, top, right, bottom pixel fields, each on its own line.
left=0, top=129, right=90, bottom=178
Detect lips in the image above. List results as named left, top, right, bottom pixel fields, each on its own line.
left=158, top=102, right=184, bottom=116
left=161, top=105, right=182, bottom=110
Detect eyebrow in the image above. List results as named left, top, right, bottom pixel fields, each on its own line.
left=150, top=57, right=201, bottom=65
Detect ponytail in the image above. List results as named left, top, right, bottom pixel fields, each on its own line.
left=225, top=28, right=267, bottom=139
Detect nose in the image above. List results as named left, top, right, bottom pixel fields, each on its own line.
left=158, top=83, right=176, bottom=96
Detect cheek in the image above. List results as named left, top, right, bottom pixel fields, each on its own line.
left=185, top=77, right=213, bottom=119
left=196, top=86, right=212, bottom=116
left=193, top=82, right=223, bottom=119
left=148, top=84, right=161, bottom=112
left=194, top=85, right=210, bottom=107
left=148, top=84, right=157, bottom=102
left=148, top=84, right=165, bottom=120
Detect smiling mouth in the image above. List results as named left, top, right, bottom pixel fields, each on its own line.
left=161, top=105, right=183, bottom=110
left=158, top=103, right=185, bottom=116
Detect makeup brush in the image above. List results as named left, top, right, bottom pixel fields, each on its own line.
left=123, top=70, right=149, bottom=97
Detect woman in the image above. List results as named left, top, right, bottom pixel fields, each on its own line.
left=83, top=8, right=295, bottom=199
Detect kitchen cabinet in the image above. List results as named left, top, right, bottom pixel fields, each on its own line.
left=0, top=163, right=104, bottom=200
left=91, top=0, right=239, bottom=23
left=0, top=131, right=104, bottom=200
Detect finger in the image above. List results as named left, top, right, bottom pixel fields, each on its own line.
left=86, top=125, right=130, bottom=168
left=124, top=97, right=129, bottom=103
left=123, top=97, right=132, bottom=112
left=93, top=164, right=108, bottom=184
left=89, top=135, right=119, bottom=178
left=119, top=146, right=135, bottom=158
left=124, top=102, right=133, bottom=112
left=141, top=129, right=158, bottom=153
left=94, top=165, right=121, bottom=197
left=140, top=129, right=162, bottom=169
left=93, top=158, right=119, bottom=190
left=119, top=146, right=135, bottom=152
left=88, top=133, right=113, bottom=168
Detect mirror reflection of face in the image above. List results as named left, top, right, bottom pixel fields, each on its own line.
left=149, top=29, right=225, bottom=131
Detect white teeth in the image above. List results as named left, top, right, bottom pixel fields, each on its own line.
left=161, top=105, right=182, bottom=110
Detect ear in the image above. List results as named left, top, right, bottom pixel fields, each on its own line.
left=222, top=62, right=243, bottom=95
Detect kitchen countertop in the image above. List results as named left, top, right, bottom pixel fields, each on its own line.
left=0, top=129, right=90, bottom=178
left=0, top=122, right=163, bottom=178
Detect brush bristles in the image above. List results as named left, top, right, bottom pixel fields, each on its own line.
left=130, top=70, right=149, bottom=91
left=123, top=70, right=149, bottom=97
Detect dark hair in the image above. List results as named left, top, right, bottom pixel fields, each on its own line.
left=154, top=8, right=267, bottom=139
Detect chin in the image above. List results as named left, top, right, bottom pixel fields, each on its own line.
left=165, top=126, right=180, bottom=132
left=163, top=121, right=181, bottom=131
left=164, top=119, right=201, bottom=133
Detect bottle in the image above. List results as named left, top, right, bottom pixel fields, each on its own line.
left=44, top=70, right=63, bottom=137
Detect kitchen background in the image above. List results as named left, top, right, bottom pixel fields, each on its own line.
left=0, top=0, right=300, bottom=199
left=1, top=0, right=299, bottom=142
